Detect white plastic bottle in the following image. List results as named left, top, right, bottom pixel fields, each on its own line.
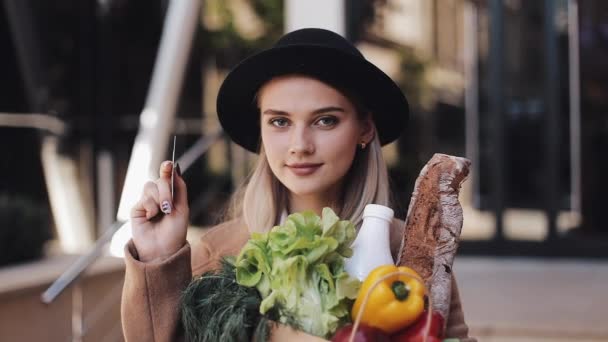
left=344, top=204, right=395, bottom=281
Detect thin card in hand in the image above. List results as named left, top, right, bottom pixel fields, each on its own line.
left=171, top=135, right=176, bottom=200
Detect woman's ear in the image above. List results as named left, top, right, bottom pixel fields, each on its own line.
left=359, top=114, right=375, bottom=144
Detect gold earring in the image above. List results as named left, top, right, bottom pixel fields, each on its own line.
left=359, top=141, right=367, bottom=149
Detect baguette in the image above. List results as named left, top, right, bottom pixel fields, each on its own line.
left=397, top=153, right=470, bottom=322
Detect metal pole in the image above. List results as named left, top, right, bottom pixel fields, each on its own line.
left=42, top=0, right=206, bottom=303
left=567, top=0, right=581, bottom=215
left=464, top=1, right=480, bottom=207
left=544, top=0, right=560, bottom=240
left=95, top=0, right=117, bottom=236
left=71, top=282, right=84, bottom=342
left=4, top=0, right=96, bottom=252
left=41, top=221, right=123, bottom=304
left=2, top=0, right=49, bottom=111
left=116, top=0, right=201, bottom=222
left=0, top=112, right=66, bottom=134
left=44, top=130, right=222, bottom=302
left=41, top=136, right=95, bottom=253
left=97, top=151, right=115, bottom=236
left=489, top=0, right=505, bottom=241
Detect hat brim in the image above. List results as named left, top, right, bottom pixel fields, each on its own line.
left=216, top=44, right=409, bottom=153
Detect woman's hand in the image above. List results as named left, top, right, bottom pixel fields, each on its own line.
left=130, top=161, right=189, bottom=263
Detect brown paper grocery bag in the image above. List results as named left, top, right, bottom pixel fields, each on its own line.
left=270, top=323, right=330, bottom=342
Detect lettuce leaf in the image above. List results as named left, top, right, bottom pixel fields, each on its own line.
left=235, top=207, right=360, bottom=338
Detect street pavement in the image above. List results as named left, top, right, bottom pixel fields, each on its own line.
left=453, top=256, right=608, bottom=341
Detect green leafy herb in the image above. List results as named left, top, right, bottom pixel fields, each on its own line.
left=235, top=208, right=361, bottom=338
left=181, top=259, right=272, bottom=342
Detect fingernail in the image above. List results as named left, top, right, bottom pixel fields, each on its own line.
left=175, top=162, right=181, bottom=176
left=161, top=200, right=172, bottom=214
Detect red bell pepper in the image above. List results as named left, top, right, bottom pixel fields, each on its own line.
left=390, top=310, right=445, bottom=342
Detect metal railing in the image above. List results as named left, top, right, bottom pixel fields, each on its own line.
left=41, top=131, right=223, bottom=305
left=41, top=130, right=223, bottom=342
left=0, top=112, right=66, bottom=135
left=37, top=1, right=205, bottom=340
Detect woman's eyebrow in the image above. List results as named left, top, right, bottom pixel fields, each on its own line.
left=262, top=106, right=345, bottom=116
left=262, top=109, right=289, bottom=116
left=312, top=106, right=345, bottom=114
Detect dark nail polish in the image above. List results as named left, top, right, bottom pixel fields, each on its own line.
left=161, top=200, right=172, bottom=214
left=175, top=162, right=181, bottom=176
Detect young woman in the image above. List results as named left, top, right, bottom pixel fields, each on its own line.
left=122, top=28, right=474, bottom=341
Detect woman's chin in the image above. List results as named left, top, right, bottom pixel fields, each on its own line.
left=277, top=169, right=344, bottom=199
left=284, top=186, right=324, bottom=197
left=282, top=180, right=340, bottom=199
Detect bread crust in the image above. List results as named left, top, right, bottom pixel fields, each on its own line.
left=397, top=153, right=470, bottom=322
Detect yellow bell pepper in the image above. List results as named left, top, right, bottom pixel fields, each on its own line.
left=351, top=265, right=425, bottom=334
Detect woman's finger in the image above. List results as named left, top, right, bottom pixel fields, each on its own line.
left=159, top=160, right=173, bottom=179
left=141, top=196, right=160, bottom=220
left=155, top=177, right=172, bottom=214
left=173, top=163, right=189, bottom=210
left=132, top=182, right=158, bottom=220
left=130, top=199, right=147, bottom=219
left=156, top=160, right=188, bottom=212
left=143, top=181, right=160, bottom=202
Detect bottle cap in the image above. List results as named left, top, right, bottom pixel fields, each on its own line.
left=363, top=204, right=394, bottom=222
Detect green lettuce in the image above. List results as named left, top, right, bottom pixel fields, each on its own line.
left=235, top=207, right=360, bottom=338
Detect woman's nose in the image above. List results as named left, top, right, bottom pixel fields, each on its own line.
left=288, top=126, right=314, bottom=154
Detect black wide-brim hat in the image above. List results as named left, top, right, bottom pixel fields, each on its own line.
left=216, top=28, right=409, bottom=153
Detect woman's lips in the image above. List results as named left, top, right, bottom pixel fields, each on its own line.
left=286, top=163, right=323, bottom=176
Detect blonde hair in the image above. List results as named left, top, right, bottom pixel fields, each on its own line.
left=225, top=132, right=390, bottom=232
left=224, top=76, right=392, bottom=231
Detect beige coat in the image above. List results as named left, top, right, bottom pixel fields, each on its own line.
left=121, top=218, right=476, bottom=341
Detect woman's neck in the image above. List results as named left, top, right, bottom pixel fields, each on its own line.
left=288, top=192, right=339, bottom=216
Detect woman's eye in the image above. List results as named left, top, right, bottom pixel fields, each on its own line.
left=316, top=116, right=338, bottom=127
left=269, top=117, right=289, bottom=127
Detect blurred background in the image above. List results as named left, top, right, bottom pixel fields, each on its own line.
left=1, top=0, right=607, bottom=341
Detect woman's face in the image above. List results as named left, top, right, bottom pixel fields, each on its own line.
left=259, top=75, right=373, bottom=198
